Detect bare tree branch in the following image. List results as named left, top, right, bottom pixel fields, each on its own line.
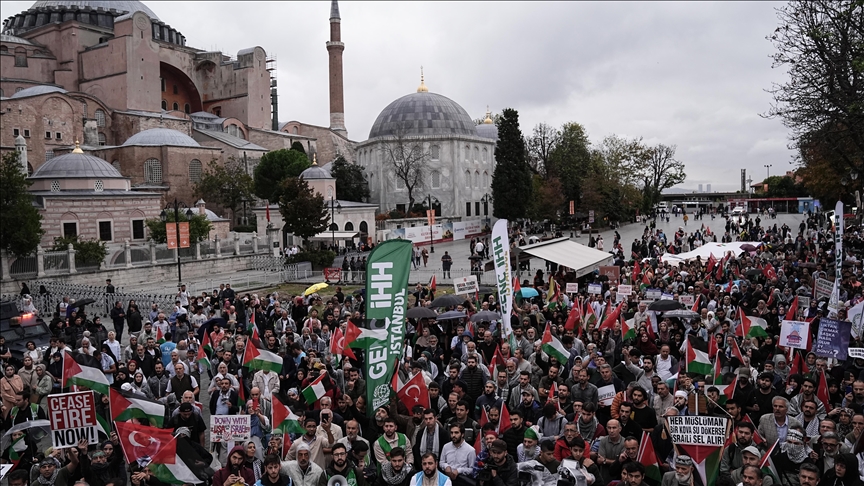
left=378, top=123, right=430, bottom=214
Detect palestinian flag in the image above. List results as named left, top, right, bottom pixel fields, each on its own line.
left=759, top=440, right=781, bottom=484
left=583, top=303, right=598, bottom=328
left=115, top=421, right=198, bottom=485
left=640, top=273, right=651, bottom=292
left=242, top=339, right=282, bottom=373
left=156, top=326, right=165, bottom=344
left=331, top=326, right=356, bottom=361
left=728, top=337, right=746, bottom=365
left=272, top=395, right=305, bottom=434
left=247, top=311, right=256, bottom=335
left=675, top=438, right=724, bottom=486
left=740, top=415, right=764, bottom=445
left=201, top=330, right=214, bottom=358
left=196, top=331, right=211, bottom=369
left=513, top=277, right=521, bottom=294
left=598, top=301, right=624, bottom=331
left=737, top=309, right=769, bottom=339
left=302, top=372, right=328, bottom=404
left=429, top=275, right=437, bottom=291
left=7, top=434, right=23, bottom=471
left=691, top=295, right=701, bottom=313
left=622, top=317, right=636, bottom=341
left=637, top=431, right=662, bottom=484
left=541, top=323, right=569, bottom=365
left=345, top=321, right=389, bottom=349
left=685, top=335, right=712, bottom=376
left=62, top=350, right=110, bottom=395
left=665, top=373, right=679, bottom=392
left=96, top=414, right=112, bottom=439
left=110, top=388, right=166, bottom=427
left=706, top=254, right=717, bottom=274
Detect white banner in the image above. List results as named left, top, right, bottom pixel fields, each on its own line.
left=679, top=295, right=695, bottom=306
left=815, top=278, right=833, bottom=300
left=452, top=220, right=485, bottom=240
left=566, top=283, right=579, bottom=293
left=598, top=384, right=616, bottom=406
left=492, top=219, right=513, bottom=338
left=779, top=320, right=810, bottom=350
left=848, top=300, right=864, bottom=339
left=454, top=276, right=479, bottom=295
left=588, top=284, right=603, bottom=295
left=392, top=224, right=445, bottom=244
left=848, top=347, right=864, bottom=359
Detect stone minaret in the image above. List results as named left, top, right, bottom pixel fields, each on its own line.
left=327, top=0, right=346, bottom=134
left=14, top=134, right=28, bottom=174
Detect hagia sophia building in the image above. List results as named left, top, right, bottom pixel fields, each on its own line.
left=0, top=0, right=497, bottom=248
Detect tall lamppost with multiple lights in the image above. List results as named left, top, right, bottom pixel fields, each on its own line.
left=426, top=194, right=439, bottom=253
left=160, top=199, right=194, bottom=286
left=481, top=193, right=492, bottom=217
left=764, top=164, right=772, bottom=178
left=328, top=196, right=342, bottom=251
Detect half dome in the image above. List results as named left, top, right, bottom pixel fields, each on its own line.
left=122, top=128, right=200, bottom=147
left=368, top=92, right=477, bottom=139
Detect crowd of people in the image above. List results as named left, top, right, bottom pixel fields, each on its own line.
left=1, top=209, right=864, bottom=486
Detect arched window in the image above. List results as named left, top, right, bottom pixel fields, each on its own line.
left=292, top=127, right=298, bottom=134
left=431, top=145, right=440, bottom=160
left=474, top=171, right=480, bottom=188
left=161, top=100, right=167, bottom=110
left=395, top=175, right=405, bottom=190
left=431, top=170, right=441, bottom=189
left=184, top=104, right=190, bottom=114
left=188, top=159, right=202, bottom=183
left=227, top=125, right=240, bottom=138
left=98, top=133, right=106, bottom=146
left=344, top=222, right=354, bottom=231
left=474, top=146, right=480, bottom=163
left=172, top=102, right=179, bottom=111
left=482, top=171, right=489, bottom=188
left=465, top=170, right=471, bottom=188
left=329, top=222, right=339, bottom=231
left=465, top=145, right=470, bottom=163
left=482, top=148, right=488, bottom=163
left=95, top=109, right=106, bottom=127
left=144, top=158, right=162, bottom=184
left=27, top=163, right=33, bottom=176
left=359, top=221, right=368, bottom=234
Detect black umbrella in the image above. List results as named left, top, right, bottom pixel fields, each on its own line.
left=406, top=307, right=437, bottom=319
left=72, top=298, right=96, bottom=309
left=740, top=244, right=758, bottom=252
left=430, top=294, right=464, bottom=308
left=196, top=316, right=228, bottom=342
left=471, top=310, right=501, bottom=322
left=745, top=268, right=763, bottom=277
left=437, top=311, right=467, bottom=320
left=662, top=309, right=700, bottom=319
left=648, top=300, right=684, bottom=311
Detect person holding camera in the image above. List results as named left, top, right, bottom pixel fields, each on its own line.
left=325, top=443, right=366, bottom=486
left=477, top=440, right=517, bottom=486
left=214, top=445, right=257, bottom=486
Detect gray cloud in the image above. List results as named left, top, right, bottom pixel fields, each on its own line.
left=2, top=0, right=796, bottom=191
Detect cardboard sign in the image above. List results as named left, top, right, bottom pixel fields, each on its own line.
left=566, top=283, right=579, bottom=294
left=646, top=289, right=662, bottom=300
left=210, top=415, right=251, bottom=443
left=666, top=415, right=728, bottom=446
left=453, top=276, right=479, bottom=295
left=588, top=283, right=603, bottom=295
left=815, top=278, right=833, bottom=300
left=779, top=320, right=810, bottom=350
left=48, top=391, right=99, bottom=448
left=599, top=266, right=620, bottom=282
left=848, top=348, right=864, bottom=359
left=598, top=384, right=616, bottom=406
left=814, top=317, right=852, bottom=360
left=617, top=285, right=632, bottom=296
left=679, top=295, right=695, bottom=306
left=661, top=293, right=674, bottom=300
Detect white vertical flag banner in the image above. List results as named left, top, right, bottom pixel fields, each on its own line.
left=829, top=201, right=844, bottom=317
left=492, top=219, right=514, bottom=338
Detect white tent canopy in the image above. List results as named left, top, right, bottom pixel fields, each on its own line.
left=660, top=242, right=763, bottom=264
left=308, top=231, right=359, bottom=241
left=518, top=237, right=614, bottom=278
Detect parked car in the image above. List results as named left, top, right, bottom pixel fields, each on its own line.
left=0, top=300, right=51, bottom=361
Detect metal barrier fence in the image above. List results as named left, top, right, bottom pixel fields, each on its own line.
left=43, top=252, right=69, bottom=275
left=5, top=280, right=178, bottom=319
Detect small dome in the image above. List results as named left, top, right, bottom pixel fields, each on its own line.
left=476, top=123, right=498, bottom=140
left=30, top=152, right=123, bottom=179
left=0, top=34, right=34, bottom=45
left=368, top=92, right=477, bottom=139
left=123, top=128, right=200, bottom=147
left=300, top=163, right=332, bottom=180
left=30, top=1, right=160, bottom=20
left=10, top=85, right=67, bottom=99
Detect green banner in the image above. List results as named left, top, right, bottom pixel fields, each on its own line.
left=363, top=240, right=413, bottom=411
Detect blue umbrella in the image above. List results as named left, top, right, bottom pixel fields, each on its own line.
left=517, top=287, right=539, bottom=298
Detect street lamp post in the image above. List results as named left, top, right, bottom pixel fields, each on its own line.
left=160, top=199, right=194, bottom=286
left=426, top=194, right=439, bottom=253
left=328, top=196, right=342, bottom=251
left=764, top=164, right=772, bottom=178
left=481, top=193, right=492, bottom=216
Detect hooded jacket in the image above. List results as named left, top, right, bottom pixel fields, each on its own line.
left=213, top=446, right=257, bottom=486
left=818, top=453, right=863, bottom=486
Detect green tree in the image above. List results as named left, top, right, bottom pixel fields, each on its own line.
left=492, top=108, right=533, bottom=219
left=253, top=149, right=310, bottom=201
left=194, top=157, right=253, bottom=227
left=756, top=175, right=808, bottom=198
left=548, top=122, right=592, bottom=209
left=276, top=177, right=329, bottom=241
left=52, top=235, right=107, bottom=266
left=330, top=156, right=370, bottom=202
left=291, top=141, right=306, bottom=154
left=0, top=151, right=43, bottom=256
left=144, top=211, right=212, bottom=244
left=766, top=0, right=864, bottom=178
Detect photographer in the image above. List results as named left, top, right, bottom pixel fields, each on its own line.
left=214, top=446, right=256, bottom=486
left=477, top=440, right=517, bottom=486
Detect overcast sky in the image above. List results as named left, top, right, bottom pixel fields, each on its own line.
left=6, top=1, right=797, bottom=192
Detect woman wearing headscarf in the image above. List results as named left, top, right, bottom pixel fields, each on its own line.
left=130, top=370, right=155, bottom=399
left=127, top=301, right=143, bottom=335
left=33, top=364, right=53, bottom=404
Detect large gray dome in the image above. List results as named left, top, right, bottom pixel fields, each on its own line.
left=368, top=92, right=477, bottom=139
left=123, top=128, right=199, bottom=147
left=30, top=152, right=123, bottom=179
left=30, top=1, right=159, bottom=20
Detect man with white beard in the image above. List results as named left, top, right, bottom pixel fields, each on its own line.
left=661, top=456, right=701, bottom=486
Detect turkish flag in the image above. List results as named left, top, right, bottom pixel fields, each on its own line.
left=115, top=420, right=176, bottom=465
left=397, top=371, right=430, bottom=410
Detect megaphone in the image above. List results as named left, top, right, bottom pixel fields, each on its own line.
left=328, top=475, right=347, bottom=486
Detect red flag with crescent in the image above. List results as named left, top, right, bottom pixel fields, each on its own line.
left=396, top=371, right=430, bottom=410
left=115, top=420, right=177, bottom=465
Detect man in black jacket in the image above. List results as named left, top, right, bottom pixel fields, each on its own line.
left=478, top=440, right=517, bottom=486
left=502, top=410, right=526, bottom=459
left=209, top=377, right=240, bottom=415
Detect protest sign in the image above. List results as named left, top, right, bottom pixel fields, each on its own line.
left=814, top=318, right=852, bottom=360
left=798, top=296, right=810, bottom=309
left=661, top=293, right=674, bottom=300
left=666, top=415, right=728, bottom=486
left=453, top=276, right=479, bottom=295
left=588, top=283, right=603, bottom=295
left=848, top=348, right=864, bottom=359
left=598, top=385, right=616, bottom=406
left=48, top=391, right=99, bottom=447
left=779, top=320, right=810, bottom=350
left=565, top=283, right=579, bottom=294
left=849, top=300, right=864, bottom=339
left=210, top=415, right=251, bottom=443
left=646, top=289, right=662, bottom=300
left=0, top=465, right=12, bottom=481
left=600, top=266, right=620, bottom=282
left=815, top=278, right=833, bottom=300
left=679, top=295, right=694, bottom=306
left=617, top=285, right=632, bottom=296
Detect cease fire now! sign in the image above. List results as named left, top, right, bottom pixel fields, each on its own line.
left=48, top=391, right=99, bottom=448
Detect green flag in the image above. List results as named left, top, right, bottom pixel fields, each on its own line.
left=362, top=240, right=413, bottom=411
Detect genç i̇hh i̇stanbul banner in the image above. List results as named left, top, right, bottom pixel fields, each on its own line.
left=362, top=239, right=413, bottom=411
